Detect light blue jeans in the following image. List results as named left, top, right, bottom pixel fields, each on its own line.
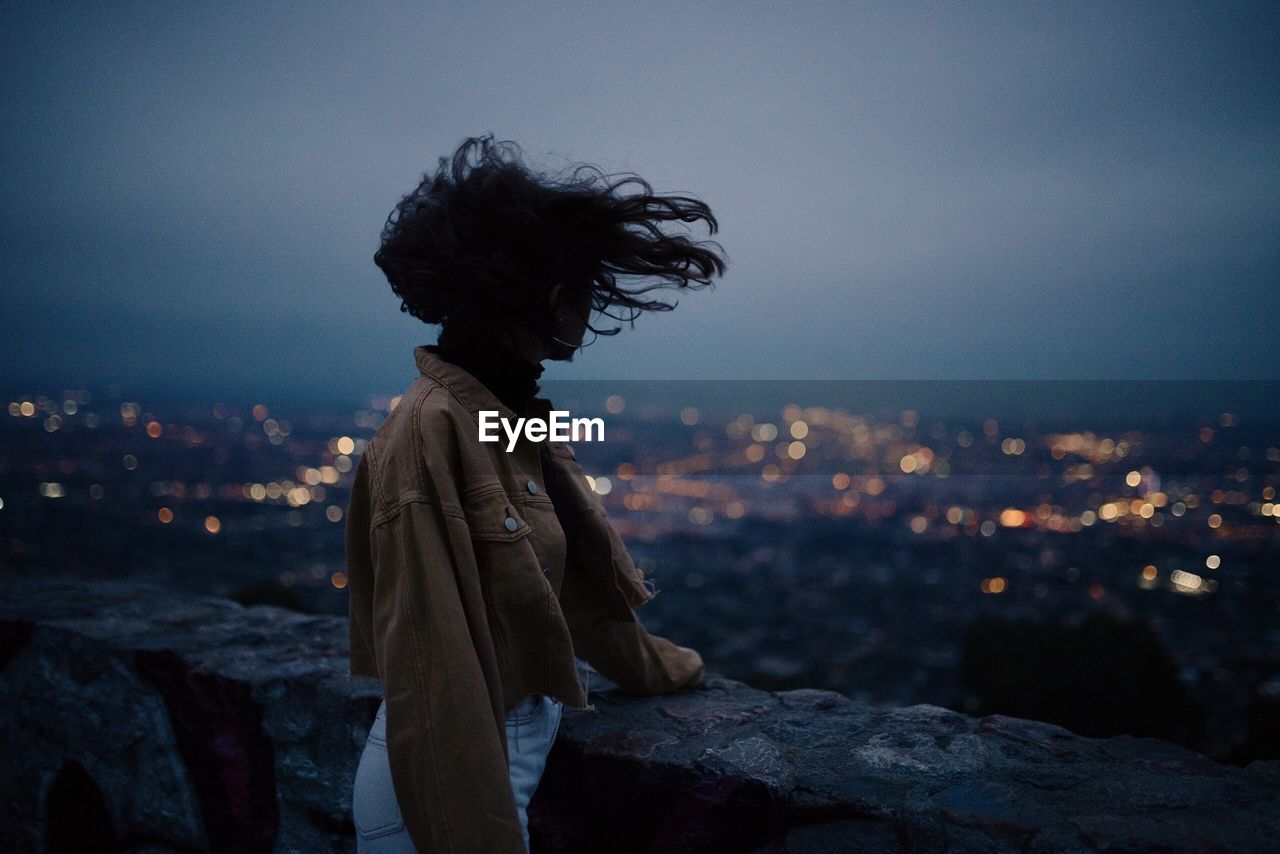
left=353, top=693, right=564, bottom=853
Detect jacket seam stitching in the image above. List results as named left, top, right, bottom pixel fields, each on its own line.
left=370, top=493, right=464, bottom=532
left=365, top=443, right=389, bottom=520
left=462, top=482, right=515, bottom=500
left=412, top=384, right=437, bottom=497
left=545, top=587, right=555, bottom=689
left=395, top=518, right=456, bottom=849
left=488, top=601, right=513, bottom=716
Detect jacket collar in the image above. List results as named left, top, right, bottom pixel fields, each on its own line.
left=414, top=344, right=555, bottom=425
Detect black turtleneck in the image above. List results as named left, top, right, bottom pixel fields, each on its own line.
left=429, top=324, right=546, bottom=416
left=432, top=324, right=577, bottom=565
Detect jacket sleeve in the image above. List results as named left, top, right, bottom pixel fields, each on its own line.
left=556, top=454, right=707, bottom=696
left=346, top=452, right=378, bottom=679
left=370, top=493, right=527, bottom=853
left=569, top=602, right=707, bottom=697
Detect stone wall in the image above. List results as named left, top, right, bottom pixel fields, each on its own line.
left=1, top=579, right=1277, bottom=852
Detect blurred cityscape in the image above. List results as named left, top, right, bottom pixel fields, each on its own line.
left=2, top=383, right=1278, bottom=765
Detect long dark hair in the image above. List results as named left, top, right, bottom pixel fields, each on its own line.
left=373, top=134, right=729, bottom=346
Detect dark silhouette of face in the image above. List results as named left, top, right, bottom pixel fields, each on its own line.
left=544, top=282, right=594, bottom=362
left=500, top=282, right=594, bottom=365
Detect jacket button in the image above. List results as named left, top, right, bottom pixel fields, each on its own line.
left=504, top=516, right=518, bottom=532
left=527, top=480, right=538, bottom=494
left=542, top=567, right=552, bottom=578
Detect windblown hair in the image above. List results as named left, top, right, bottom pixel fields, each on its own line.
left=373, top=134, right=728, bottom=344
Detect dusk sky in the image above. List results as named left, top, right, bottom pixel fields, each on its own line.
left=2, top=1, right=1277, bottom=406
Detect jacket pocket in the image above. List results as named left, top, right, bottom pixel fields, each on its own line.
left=464, top=486, right=550, bottom=606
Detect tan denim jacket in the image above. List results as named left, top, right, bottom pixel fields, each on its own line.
left=346, top=344, right=705, bottom=853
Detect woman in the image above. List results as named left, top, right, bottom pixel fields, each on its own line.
left=347, top=135, right=729, bottom=853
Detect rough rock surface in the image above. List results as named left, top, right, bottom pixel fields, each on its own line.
left=1, top=579, right=1277, bottom=853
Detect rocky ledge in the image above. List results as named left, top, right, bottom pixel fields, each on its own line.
left=1, top=579, right=1277, bottom=852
